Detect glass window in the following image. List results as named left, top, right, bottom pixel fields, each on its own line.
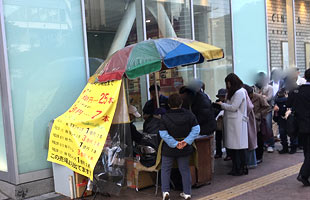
left=195, top=0, right=233, bottom=101
left=85, top=0, right=146, bottom=125
left=295, top=1, right=310, bottom=72
left=0, top=89, right=8, bottom=172
left=3, top=0, right=87, bottom=173
left=145, top=0, right=194, bottom=97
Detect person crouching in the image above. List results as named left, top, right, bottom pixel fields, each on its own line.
left=159, top=94, right=200, bottom=200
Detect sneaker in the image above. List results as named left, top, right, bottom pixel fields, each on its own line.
left=279, top=148, right=288, bottom=154
left=163, top=192, right=170, bottom=200
left=180, top=192, right=191, bottom=200
left=267, top=147, right=274, bottom=153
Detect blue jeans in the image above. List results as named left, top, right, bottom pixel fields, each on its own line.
left=161, top=155, right=191, bottom=195
left=265, top=112, right=275, bottom=147
left=247, top=150, right=257, bottom=167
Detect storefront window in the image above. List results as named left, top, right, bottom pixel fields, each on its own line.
left=0, top=91, right=8, bottom=172
left=195, top=0, right=233, bottom=101
left=295, top=0, right=310, bottom=72
left=3, top=0, right=87, bottom=173
left=85, top=0, right=146, bottom=124
left=145, top=0, right=193, bottom=97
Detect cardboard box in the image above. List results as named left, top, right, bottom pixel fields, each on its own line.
left=126, top=160, right=156, bottom=190
left=74, top=173, right=92, bottom=198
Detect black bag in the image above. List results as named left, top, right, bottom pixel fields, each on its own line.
left=287, top=112, right=298, bottom=137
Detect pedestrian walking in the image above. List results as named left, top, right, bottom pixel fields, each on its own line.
left=159, top=94, right=200, bottom=199
left=217, top=73, right=248, bottom=176
left=287, top=69, right=310, bottom=186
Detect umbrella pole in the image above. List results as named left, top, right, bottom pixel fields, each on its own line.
left=154, top=73, right=160, bottom=109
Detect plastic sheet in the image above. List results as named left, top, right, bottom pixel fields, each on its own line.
left=92, top=81, right=132, bottom=195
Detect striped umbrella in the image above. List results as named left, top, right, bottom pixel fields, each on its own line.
left=90, top=38, right=224, bottom=83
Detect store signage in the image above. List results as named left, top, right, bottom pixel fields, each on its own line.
left=47, top=80, right=122, bottom=180
left=271, top=13, right=301, bottom=24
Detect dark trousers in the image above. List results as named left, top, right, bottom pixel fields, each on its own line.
left=231, top=149, right=247, bottom=173
left=161, top=156, right=191, bottom=195
left=226, top=148, right=232, bottom=157
left=278, top=118, right=298, bottom=148
left=256, top=131, right=264, bottom=160
left=215, top=131, right=223, bottom=156
left=300, top=134, right=310, bottom=179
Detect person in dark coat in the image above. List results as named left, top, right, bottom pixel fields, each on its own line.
left=143, top=85, right=168, bottom=120
left=274, top=88, right=297, bottom=154
left=179, top=85, right=216, bottom=135
left=159, top=94, right=200, bottom=200
left=212, top=88, right=229, bottom=159
left=287, top=69, right=310, bottom=186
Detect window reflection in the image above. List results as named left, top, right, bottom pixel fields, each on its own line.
left=195, top=0, right=233, bottom=101
left=145, top=0, right=194, bottom=98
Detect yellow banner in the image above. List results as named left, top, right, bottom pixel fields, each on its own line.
left=47, top=80, right=122, bottom=180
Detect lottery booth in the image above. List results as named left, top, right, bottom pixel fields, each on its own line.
left=47, top=38, right=223, bottom=198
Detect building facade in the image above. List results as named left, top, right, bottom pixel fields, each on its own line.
left=267, top=0, right=310, bottom=72
left=0, top=0, right=269, bottom=199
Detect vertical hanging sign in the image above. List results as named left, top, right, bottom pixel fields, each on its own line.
left=47, top=80, right=122, bottom=180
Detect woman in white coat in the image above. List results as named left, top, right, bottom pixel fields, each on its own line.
left=217, top=73, right=248, bottom=176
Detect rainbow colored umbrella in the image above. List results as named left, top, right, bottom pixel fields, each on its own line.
left=90, top=38, right=224, bottom=83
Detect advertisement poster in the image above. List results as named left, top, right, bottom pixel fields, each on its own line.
left=47, top=80, right=122, bottom=180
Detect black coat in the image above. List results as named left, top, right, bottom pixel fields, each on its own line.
left=159, top=109, right=198, bottom=157
left=287, top=84, right=310, bottom=134
left=143, top=95, right=168, bottom=116
left=190, top=91, right=216, bottom=135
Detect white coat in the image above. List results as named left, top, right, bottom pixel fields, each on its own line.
left=221, top=88, right=248, bottom=149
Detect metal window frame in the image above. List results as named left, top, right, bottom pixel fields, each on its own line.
left=81, top=0, right=90, bottom=80
left=141, top=0, right=151, bottom=100
left=305, top=42, right=310, bottom=70
left=229, top=0, right=235, bottom=73
left=264, top=0, right=271, bottom=77
left=189, top=0, right=197, bottom=79
left=0, top=0, right=19, bottom=184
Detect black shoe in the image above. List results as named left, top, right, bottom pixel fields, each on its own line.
left=214, top=154, right=222, bottom=159
left=224, top=156, right=232, bottom=161
left=289, top=147, right=297, bottom=154
left=257, top=159, right=263, bottom=164
left=227, top=170, right=235, bottom=175
left=279, top=148, right=288, bottom=154
left=297, top=175, right=310, bottom=186
left=243, top=167, right=249, bottom=175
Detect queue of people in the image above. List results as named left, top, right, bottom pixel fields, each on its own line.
left=128, top=68, right=310, bottom=200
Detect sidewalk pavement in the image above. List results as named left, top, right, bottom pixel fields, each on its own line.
left=8, top=142, right=310, bottom=200
left=0, top=191, right=8, bottom=200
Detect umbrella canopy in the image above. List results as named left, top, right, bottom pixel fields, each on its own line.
left=91, top=38, right=224, bottom=83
